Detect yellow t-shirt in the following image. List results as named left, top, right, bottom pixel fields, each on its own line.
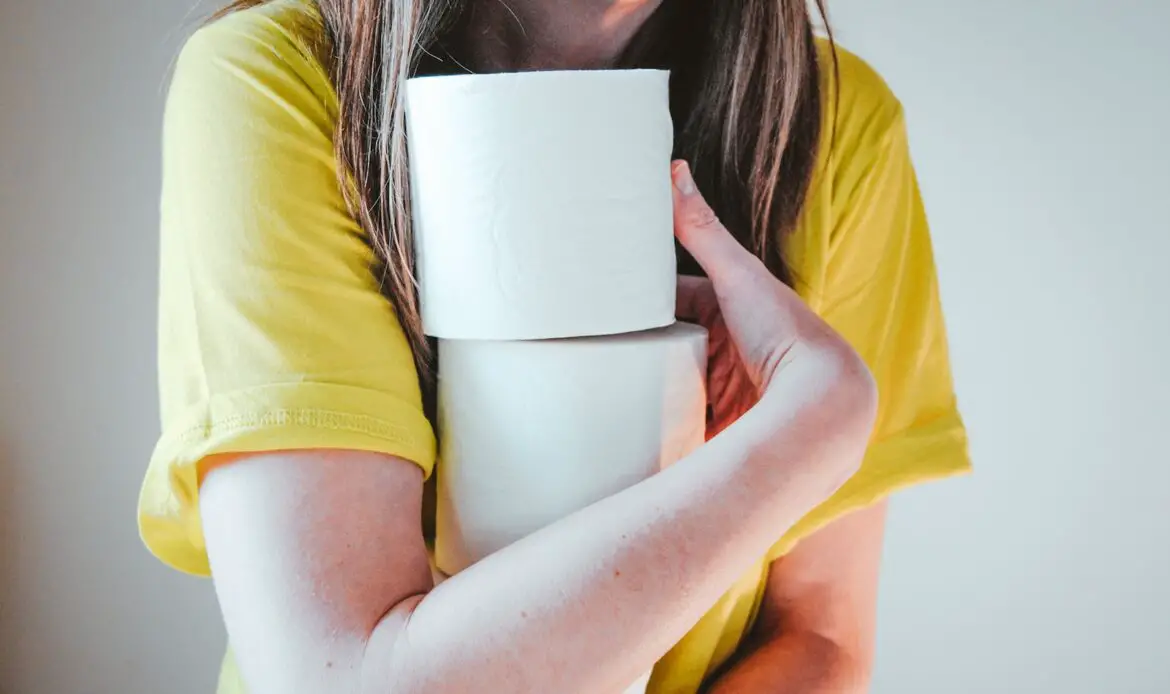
left=138, top=1, right=971, bottom=692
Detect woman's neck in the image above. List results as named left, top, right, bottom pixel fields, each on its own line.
left=460, top=0, right=664, bottom=71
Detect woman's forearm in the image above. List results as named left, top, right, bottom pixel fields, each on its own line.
left=364, top=361, right=874, bottom=694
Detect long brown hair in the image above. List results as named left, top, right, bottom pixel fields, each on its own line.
left=212, top=0, right=834, bottom=393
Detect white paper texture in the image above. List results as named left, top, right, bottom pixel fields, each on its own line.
left=405, top=69, right=676, bottom=340
left=434, top=322, right=709, bottom=575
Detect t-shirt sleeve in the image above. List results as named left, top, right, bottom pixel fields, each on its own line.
left=137, top=13, right=436, bottom=576
left=768, top=83, right=971, bottom=560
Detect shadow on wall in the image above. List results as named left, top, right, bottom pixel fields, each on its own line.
left=0, top=434, right=15, bottom=688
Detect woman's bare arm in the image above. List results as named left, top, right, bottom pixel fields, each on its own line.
left=703, top=502, right=888, bottom=693
left=200, top=163, right=878, bottom=694
left=204, top=389, right=867, bottom=693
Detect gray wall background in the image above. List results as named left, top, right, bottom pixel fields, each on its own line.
left=1, top=0, right=1167, bottom=692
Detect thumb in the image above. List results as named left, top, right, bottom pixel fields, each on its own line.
left=670, top=161, right=761, bottom=285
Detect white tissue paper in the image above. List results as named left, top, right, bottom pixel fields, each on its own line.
left=434, top=322, right=709, bottom=575
left=405, top=69, right=677, bottom=340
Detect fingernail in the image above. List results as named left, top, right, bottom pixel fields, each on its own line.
left=672, top=161, right=697, bottom=196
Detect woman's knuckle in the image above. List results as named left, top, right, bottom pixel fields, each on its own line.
left=686, top=202, right=722, bottom=230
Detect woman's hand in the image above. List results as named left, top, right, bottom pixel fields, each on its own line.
left=677, top=274, right=756, bottom=439
left=671, top=160, right=876, bottom=436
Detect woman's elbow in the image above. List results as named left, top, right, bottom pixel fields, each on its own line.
left=794, top=630, right=876, bottom=694
left=824, top=640, right=876, bottom=694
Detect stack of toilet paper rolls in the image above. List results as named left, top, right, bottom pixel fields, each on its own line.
left=406, top=69, right=708, bottom=694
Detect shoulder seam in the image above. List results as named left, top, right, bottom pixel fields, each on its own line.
left=180, top=1, right=328, bottom=87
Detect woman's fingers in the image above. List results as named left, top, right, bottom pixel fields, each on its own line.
left=670, top=161, right=764, bottom=286
left=675, top=274, right=714, bottom=323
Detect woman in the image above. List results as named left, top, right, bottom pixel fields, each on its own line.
left=138, top=0, right=971, bottom=691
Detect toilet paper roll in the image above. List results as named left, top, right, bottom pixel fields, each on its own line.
left=405, top=70, right=677, bottom=340
left=434, top=322, right=708, bottom=575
